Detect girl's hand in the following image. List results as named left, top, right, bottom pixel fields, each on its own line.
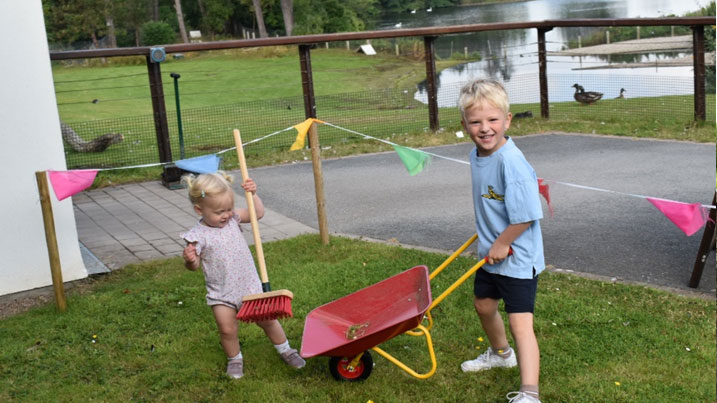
left=241, top=178, right=257, bottom=194
left=183, top=243, right=199, bottom=270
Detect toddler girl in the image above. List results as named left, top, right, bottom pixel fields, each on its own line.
left=180, top=171, right=305, bottom=379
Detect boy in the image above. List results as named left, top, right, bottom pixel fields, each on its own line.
left=458, top=79, right=545, bottom=403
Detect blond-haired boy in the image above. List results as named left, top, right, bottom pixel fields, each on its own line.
left=459, top=79, right=545, bottom=403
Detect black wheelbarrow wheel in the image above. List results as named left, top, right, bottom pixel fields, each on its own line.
left=329, top=351, right=373, bottom=381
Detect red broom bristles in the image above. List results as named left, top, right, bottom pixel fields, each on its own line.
left=236, top=295, right=293, bottom=323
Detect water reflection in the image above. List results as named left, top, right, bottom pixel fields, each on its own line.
left=376, top=0, right=700, bottom=106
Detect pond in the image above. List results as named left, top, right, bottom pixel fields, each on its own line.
left=375, top=0, right=704, bottom=106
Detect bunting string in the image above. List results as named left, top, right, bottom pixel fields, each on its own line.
left=320, top=121, right=715, bottom=210
left=45, top=116, right=716, bottom=237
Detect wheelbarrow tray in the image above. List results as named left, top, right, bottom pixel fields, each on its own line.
left=300, top=265, right=432, bottom=359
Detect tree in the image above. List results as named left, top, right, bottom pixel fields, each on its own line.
left=199, top=0, right=235, bottom=39
left=280, top=0, right=293, bottom=36
left=252, top=0, right=268, bottom=37
left=174, top=0, right=189, bottom=43
left=104, top=0, right=117, bottom=47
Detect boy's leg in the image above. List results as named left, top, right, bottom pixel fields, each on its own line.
left=461, top=296, right=517, bottom=372
left=474, top=296, right=510, bottom=350
left=508, top=312, right=540, bottom=387
left=212, top=305, right=240, bottom=357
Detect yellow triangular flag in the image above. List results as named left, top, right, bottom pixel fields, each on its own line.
left=290, top=118, right=325, bottom=151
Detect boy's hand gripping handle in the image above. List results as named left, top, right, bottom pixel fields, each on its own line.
left=233, top=129, right=270, bottom=289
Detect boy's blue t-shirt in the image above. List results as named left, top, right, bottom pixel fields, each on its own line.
left=470, top=137, right=545, bottom=279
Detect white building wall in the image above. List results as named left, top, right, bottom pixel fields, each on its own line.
left=0, top=1, right=87, bottom=296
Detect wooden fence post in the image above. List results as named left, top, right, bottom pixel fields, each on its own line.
left=299, top=44, right=317, bottom=120
left=146, top=56, right=172, bottom=163
left=308, top=122, right=329, bottom=245
left=35, top=171, right=67, bottom=312
left=537, top=27, right=553, bottom=119
left=692, top=25, right=706, bottom=121
left=423, top=36, right=439, bottom=131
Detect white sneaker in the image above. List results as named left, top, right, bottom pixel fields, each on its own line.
left=460, top=348, right=517, bottom=372
left=506, top=391, right=541, bottom=402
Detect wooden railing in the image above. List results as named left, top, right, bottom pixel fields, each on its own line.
left=50, top=17, right=714, bottom=164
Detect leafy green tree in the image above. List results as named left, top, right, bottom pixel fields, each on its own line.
left=140, top=20, right=176, bottom=45
left=43, top=0, right=108, bottom=48
left=201, top=0, right=236, bottom=39
left=292, top=0, right=378, bottom=34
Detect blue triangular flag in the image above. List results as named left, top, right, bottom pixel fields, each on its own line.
left=175, top=154, right=220, bottom=174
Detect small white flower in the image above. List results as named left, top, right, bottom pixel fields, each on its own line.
left=685, top=347, right=691, bottom=352
left=552, top=322, right=557, bottom=326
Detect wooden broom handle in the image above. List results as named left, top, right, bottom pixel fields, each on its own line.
left=233, top=129, right=270, bottom=286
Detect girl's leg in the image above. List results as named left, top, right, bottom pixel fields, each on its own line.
left=474, top=296, right=509, bottom=350
left=256, top=319, right=287, bottom=344
left=508, top=312, right=540, bottom=386
left=212, top=305, right=240, bottom=357
left=256, top=319, right=305, bottom=368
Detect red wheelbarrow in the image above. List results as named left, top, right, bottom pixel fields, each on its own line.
left=300, top=234, right=491, bottom=381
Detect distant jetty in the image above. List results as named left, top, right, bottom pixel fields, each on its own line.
left=549, top=35, right=715, bottom=70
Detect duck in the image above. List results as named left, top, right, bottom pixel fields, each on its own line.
left=427, top=7, right=433, bottom=12
left=394, top=22, right=402, bottom=28
left=410, top=9, right=416, bottom=14
left=616, top=88, right=626, bottom=99
left=572, top=83, right=603, bottom=105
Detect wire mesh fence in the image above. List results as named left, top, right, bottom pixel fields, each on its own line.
left=61, top=70, right=714, bottom=170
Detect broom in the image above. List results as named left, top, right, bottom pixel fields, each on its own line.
left=233, top=129, right=294, bottom=323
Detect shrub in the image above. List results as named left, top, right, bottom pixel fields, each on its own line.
left=140, top=21, right=176, bottom=46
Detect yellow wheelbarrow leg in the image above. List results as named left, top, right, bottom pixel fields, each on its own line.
left=371, top=324, right=437, bottom=379
left=347, top=352, right=364, bottom=371
left=405, top=311, right=433, bottom=335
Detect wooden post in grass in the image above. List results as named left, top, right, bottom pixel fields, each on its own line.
left=689, top=192, right=716, bottom=288
left=35, top=171, right=67, bottom=312
left=308, top=121, right=329, bottom=245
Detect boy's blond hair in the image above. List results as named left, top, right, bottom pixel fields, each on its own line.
left=458, top=79, right=510, bottom=117
left=181, top=171, right=234, bottom=204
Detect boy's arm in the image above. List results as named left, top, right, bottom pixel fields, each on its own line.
left=487, top=222, right=532, bottom=264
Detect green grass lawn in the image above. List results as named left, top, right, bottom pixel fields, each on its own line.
left=1, top=235, right=714, bottom=402
left=53, top=48, right=443, bottom=122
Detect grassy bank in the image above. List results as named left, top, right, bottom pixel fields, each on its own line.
left=53, top=47, right=454, bottom=122
left=1, top=235, right=714, bottom=402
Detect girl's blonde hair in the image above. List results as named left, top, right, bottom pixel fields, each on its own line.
left=458, top=79, right=510, bottom=117
left=181, top=171, right=234, bottom=204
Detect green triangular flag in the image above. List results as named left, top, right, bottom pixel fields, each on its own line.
left=393, top=145, right=431, bottom=176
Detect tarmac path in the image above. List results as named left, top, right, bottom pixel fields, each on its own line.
left=249, top=133, right=716, bottom=295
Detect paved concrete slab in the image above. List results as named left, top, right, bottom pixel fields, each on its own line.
left=74, top=181, right=317, bottom=270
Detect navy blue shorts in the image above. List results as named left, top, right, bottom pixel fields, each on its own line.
left=473, top=268, right=539, bottom=313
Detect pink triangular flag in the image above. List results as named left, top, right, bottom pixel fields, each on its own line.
left=647, top=197, right=709, bottom=236
left=48, top=170, right=98, bottom=201
left=538, top=178, right=553, bottom=217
